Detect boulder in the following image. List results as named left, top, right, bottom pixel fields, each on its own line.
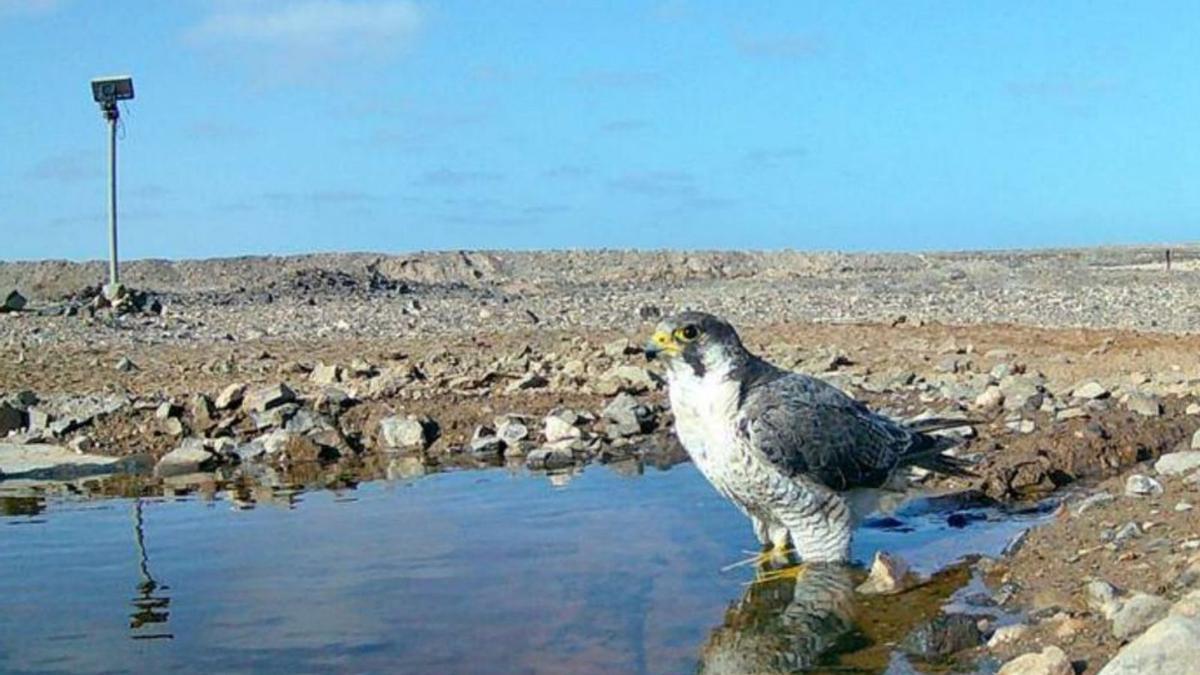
left=1098, top=592, right=1200, bottom=674
left=379, top=415, right=438, bottom=450
left=1111, top=593, right=1172, bottom=641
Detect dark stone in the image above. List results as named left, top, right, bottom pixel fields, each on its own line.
left=899, top=614, right=982, bottom=661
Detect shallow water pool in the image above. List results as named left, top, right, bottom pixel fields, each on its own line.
left=0, top=463, right=1047, bottom=674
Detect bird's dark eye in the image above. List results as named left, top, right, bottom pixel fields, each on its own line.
left=677, top=325, right=700, bottom=341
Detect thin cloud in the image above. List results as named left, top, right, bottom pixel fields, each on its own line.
left=608, top=170, right=697, bottom=198
left=0, top=0, right=60, bottom=17
left=26, top=153, right=101, bottom=183
left=187, top=0, right=423, bottom=69
left=743, top=146, right=806, bottom=169
left=1006, top=76, right=1122, bottom=103
left=572, top=69, right=665, bottom=90
left=542, top=165, right=592, bottom=180
left=413, top=169, right=504, bottom=187
left=599, top=119, right=651, bottom=134
left=734, top=30, right=823, bottom=59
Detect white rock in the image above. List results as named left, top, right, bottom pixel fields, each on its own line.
left=1126, top=474, right=1165, bottom=497
left=855, top=551, right=915, bottom=595
left=1099, top=599, right=1200, bottom=674
left=1126, top=394, right=1163, bottom=417
left=1073, top=381, right=1110, bottom=399
left=974, top=386, right=1005, bottom=409
left=214, top=383, right=247, bottom=410
left=155, top=438, right=218, bottom=478
left=1156, top=451, right=1200, bottom=476
left=998, top=645, right=1073, bottom=675
left=988, top=623, right=1030, bottom=649
left=1111, top=593, right=1172, bottom=640
left=379, top=415, right=435, bottom=449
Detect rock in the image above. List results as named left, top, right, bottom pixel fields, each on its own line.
left=1086, top=580, right=1123, bottom=619
left=1113, top=521, right=1142, bottom=545
left=190, top=394, right=217, bottom=432
left=379, top=415, right=438, bottom=450
left=899, top=613, right=982, bottom=659
left=856, top=551, right=916, bottom=595
left=602, top=394, right=656, bottom=437
left=1000, top=376, right=1044, bottom=412
left=154, top=402, right=179, bottom=420
left=1055, top=407, right=1089, bottom=421
left=974, top=386, right=1005, bottom=410
left=1073, top=381, right=1110, bottom=400
left=525, top=446, right=574, bottom=471
left=1126, top=394, right=1162, bottom=417
left=1075, top=492, right=1116, bottom=516
left=1186, top=404, right=1200, bottom=416
left=1111, top=593, right=1172, bottom=640
left=155, top=438, right=220, bottom=478
left=603, top=338, right=635, bottom=358
left=214, top=383, right=247, bottom=410
left=1156, top=451, right=1200, bottom=476
left=505, top=372, right=548, bottom=393
left=469, top=435, right=505, bottom=460
left=638, top=305, right=661, bottom=320
left=310, top=362, right=342, bottom=385
left=496, top=416, right=531, bottom=444
left=0, top=402, right=25, bottom=435
left=1, top=289, right=27, bottom=312
left=1099, top=598, right=1200, bottom=674
left=242, top=383, right=296, bottom=413
left=987, top=623, right=1031, bottom=649
left=1126, top=474, right=1165, bottom=497
left=0, top=442, right=135, bottom=480
left=1193, top=430, right=1200, bottom=450
left=114, top=356, right=138, bottom=372
left=543, top=409, right=585, bottom=446
left=997, top=645, right=1073, bottom=675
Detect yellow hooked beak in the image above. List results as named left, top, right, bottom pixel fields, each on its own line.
left=644, top=330, right=679, bottom=360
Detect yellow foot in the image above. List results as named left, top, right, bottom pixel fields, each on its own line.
left=750, top=562, right=808, bottom=586
left=720, top=544, right=794, bottom=573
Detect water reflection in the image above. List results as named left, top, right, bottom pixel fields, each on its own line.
left=129, top=499, right=172, bottom=640
left=1, top=495, right=45, bottom=518
left=700, top=564, right=858, bottom=674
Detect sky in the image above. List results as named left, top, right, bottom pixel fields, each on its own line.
left=1, top=1, right=1198, bottom=261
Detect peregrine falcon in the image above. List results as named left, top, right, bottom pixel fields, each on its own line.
left=645, top=311, right=973, bottom=565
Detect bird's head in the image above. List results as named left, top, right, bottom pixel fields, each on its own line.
left=644, top=311, right=748, bottom=377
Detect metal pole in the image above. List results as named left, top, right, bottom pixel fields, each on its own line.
left=107, top=112, right=119, bottom=288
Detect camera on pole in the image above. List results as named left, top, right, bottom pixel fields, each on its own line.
left=89, top=75, right=134, bottom=301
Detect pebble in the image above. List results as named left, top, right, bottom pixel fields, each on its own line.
left=987, top=623, right=1030, bottom=649
left=1126, top=393, right=1163, bottom=417
left=114, top=356, right=138, bottom=372
left=1156, top=451, right=1200, bottom=476
left=855, top=551, right=916, bottom=595
left=997, top=645, right=1073, bottom=675
left=1126, top=474, right=1165, bottom=497
left=1073, top=381, right=1110, bottom=400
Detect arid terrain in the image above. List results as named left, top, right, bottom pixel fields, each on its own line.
left=4, top=246, right=1200, bottom=673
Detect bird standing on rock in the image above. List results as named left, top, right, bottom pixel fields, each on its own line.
left=644, top=311, right=973, bottom=576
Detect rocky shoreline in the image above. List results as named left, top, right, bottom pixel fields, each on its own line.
left=4, top=247, right=1200, bottom=673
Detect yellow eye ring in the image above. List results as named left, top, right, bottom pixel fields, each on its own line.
left=675, top=325, right=699, bottom=341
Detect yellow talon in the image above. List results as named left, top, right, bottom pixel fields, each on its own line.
left=721, top=543, right=795, bottom=573
left=750, top=562, right=808, bottom=586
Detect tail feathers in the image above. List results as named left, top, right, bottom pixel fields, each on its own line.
left=900, top=417, right=980, bottom=478
left=904, top=416, right=982, bottom=434
left=905, top=447, right=977, bottom=478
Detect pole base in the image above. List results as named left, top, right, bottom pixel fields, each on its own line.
left=102, top=282, right=127, bottom=302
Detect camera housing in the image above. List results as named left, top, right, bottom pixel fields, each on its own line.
left=90, top=76, right=134, bottom=105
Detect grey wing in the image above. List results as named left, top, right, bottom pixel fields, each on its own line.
left=735, top=373, right=916, bottom=492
